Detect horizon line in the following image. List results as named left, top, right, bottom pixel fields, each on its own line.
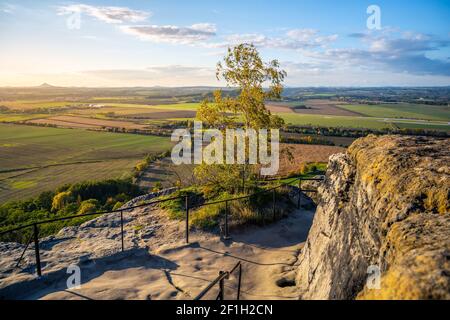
left=1, top=84, right=450, bottom=89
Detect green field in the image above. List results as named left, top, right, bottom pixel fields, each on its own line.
left=0, top=114, right=49, bottom=122
left=279, top=113, right=450, bottom=131
left=1, top=100, right=76, bottom=109
left=0, top=124, right=172, bottom=203
left=339, top=103, right=450, bottom=121
left=106, top=102, right=200, bottom=110
left=3, top=100, right=201, bottom=111
left=280, top=113, right=390, bottom=129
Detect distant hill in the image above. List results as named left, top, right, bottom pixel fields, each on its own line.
left=37, top=83, right=55, bottom=88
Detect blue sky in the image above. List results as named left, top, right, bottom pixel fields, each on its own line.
left=0, top=0, right=449, bottom=87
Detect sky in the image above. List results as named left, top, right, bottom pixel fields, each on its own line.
left=0, top=0, right=449, bottom=87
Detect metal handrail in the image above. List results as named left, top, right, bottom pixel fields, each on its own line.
left=1, top=175, right=323, bottom=277
left=0, top=194, right=185, bottom=277
left=0, top=195, right=184, bottom=236
left=189, top=175, right=311, bottom=210
left=194, top=261, right=242, bottom=300
left=1, top=175, right=322, bottom=236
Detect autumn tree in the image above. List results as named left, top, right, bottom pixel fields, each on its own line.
left=195, top=43, right=287, bottom=193
left=197, top=43, right=285, bottom=129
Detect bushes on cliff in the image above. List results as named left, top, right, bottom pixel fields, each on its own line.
left=159, top=185, right=295, bottom=230
left=0, top=178, right=143, bottom=242
left=287, top=162, right=326, bottom=178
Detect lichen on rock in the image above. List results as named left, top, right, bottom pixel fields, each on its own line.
left=295, top=135, right=449, bottom=300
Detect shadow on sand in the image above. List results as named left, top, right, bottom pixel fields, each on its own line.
left=0, top=247, right=178, bottom=300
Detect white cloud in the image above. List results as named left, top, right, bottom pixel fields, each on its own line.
left=57, top=4, right=150, bottom=24
left=190, top=23, right=217, bottom=33
left=222, top=29, right=338, bottom=50
left=326, top=32, right=450, bottom=76
left=278, top=30, right=450, bottom=84
left=78, top=65, right=217, bottom=86
left=1, top=3, right=15, bottom=14
left=120, top=23, right=217, bottom=44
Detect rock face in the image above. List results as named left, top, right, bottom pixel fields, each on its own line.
left=295, top=135, right=449, bottom=300
left=121, top=187, right=178, bottom=209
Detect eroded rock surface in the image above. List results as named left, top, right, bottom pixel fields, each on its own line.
left=296, top=135, right=449, bottom=300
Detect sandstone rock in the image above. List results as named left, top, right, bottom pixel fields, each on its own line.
left=295, top=135, right=449, bottom=300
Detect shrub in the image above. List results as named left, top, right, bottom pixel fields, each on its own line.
left=295, top=162, right=326, bottom=177
left=298, top=163, right=309, bottom=175
left=0, top=178, right=144, bottom=243
left=51, top=191, right=73, bottom=211
left=77, top=199, right=100, bottom=215
left=229, top=200, right=262, bottom=224
left=112, top=201, right=124, bottom=211
left=159, top=187, right=203, bottom=220
left=190, top=203, right=224, bottom=229
left=152, top=181, right=162, bottom=192
left=135, top=161, right=147, bottom=172
left=177, top=186, right=294, bottom=230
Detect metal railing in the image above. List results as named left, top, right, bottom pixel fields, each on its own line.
left=194, top=261, right=242, bottom=300
left=186, top=175, right=324, bottom=242
left=0, top=176, right=323, bottom=278
left=0, top=195, right=184, bottom=277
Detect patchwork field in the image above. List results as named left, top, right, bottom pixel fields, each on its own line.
left=278, top=144, right=345, bottom=176
left=135, top=143, right=344, bottom=191
left=279, top=113, right=390, bottom=129
left=0, top=100, right=78, bottom=110
left=0, top=124, right=172, bottom=203
left=28, top=115, right=149, bottom=130
left=279, top=113, right=450, bottom=131
left=0, top=88, right=448, bottom=203
left=268, top=99, right=361, bottom=116
left=339, top=103, right=450, bottom=121
left=2, top=96, right=449, bottom=131
left=103, top=102, right=199, bottom=111
left=282, top=132, right=357, bottom=147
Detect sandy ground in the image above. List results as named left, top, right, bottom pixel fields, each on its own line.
left=0, top=201, right=314, bottom=300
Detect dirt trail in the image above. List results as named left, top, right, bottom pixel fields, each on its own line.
left=0, top=205, right=314, bottom=300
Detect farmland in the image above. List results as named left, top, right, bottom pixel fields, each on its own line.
left=279, top=113, right=450, bottom=130
left=1, top=86, right=449, bottom=131
left=339, top=103, right=450, bottom=121
left=28, top=115, right=150, bottom=130
left=0, top=124, right=172, bottom=203
left=278, top=144, right=345, bottom=176
left=17, top=102, right=448, bottom=132
left=0, top=85, right=449, bottom=204
left=135, top=143, right=342, bottom=189
left=268, top=99, right=361, bottom=116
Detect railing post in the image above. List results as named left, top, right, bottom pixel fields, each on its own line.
left=120, top=210, right=124, bottom=252
left=218, top=271, right=225, bottom=300
left=272, top=188, right=276, bottom=220
left=297, top=179, right=302, bottom=209
left=185, top=195, right=189, bottom=244
left=237, top=263, right=242, bottom=300
left=33, top=223, right=42, bottom=277
left=224, top=200, right=230, bottom=240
